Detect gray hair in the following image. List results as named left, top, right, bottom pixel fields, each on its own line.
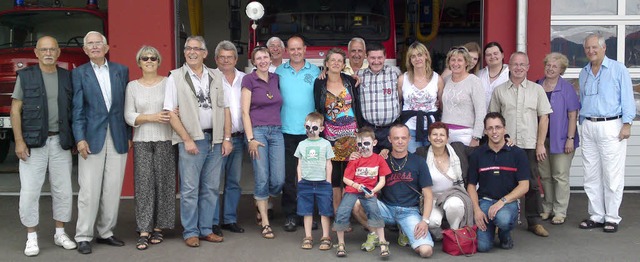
left=266, top=37, right=284, bottom=48
left=214, top=40, right=238, bottom=59
left=83, top=31, right=107, bottom=46
left=185, top=35, right=207, bottom=50
left=135, top=45, right=162, bottom=67
left=509, top=51, right=529, bottom=64
left=584, top=33, right=606, bottom=48
left=348, top=37, right=366, bottom=52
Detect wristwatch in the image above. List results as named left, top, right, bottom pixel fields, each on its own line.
left=224, top=137, right=231, bottom=142
left=500, top=197, right=507, bottom=203
left=247, top=137, right=255, bottom=143
left=422, top=218, right=430, bottom=225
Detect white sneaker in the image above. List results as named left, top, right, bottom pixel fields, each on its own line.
left=24, top=239, right=39, bottom=257
left=54, top=233, right=77, bottom=250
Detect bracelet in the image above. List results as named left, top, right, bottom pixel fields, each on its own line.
left=247, top=137, right=255, bottom=143
left=567, top=136, right=574, bottom=140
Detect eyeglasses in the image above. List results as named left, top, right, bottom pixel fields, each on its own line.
left=510, top=63, right=529, bottom=68
left=485, top=126, right=504, bottom=132
left=140, top=56, right=158, bottom=62
left=357, top=141, right=372, bottom=147
left=217, top=55, right=235, bottom=61
left=37, top=47, right=58, bottom=53
left=305, top=125, right=319, bottom=131
left=184, top=46, right=206, bottom=52
left=85, top=41, right=104, bottom=48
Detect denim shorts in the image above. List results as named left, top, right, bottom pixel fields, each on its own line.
left=378, top=200, right=434, bottom=249
left=334, top=192, right=384, bottom=231
left=296, top=179, right=333, bottom=217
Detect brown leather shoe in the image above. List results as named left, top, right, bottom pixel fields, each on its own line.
left=528, top=224, right=549, bottom=237
left=185, top=237, right=200, bottom=247
left=201, top=233, right=224, bottom=242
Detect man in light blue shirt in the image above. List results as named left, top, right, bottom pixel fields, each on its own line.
left=275, top=35, right=321, bottom=232
left=577, top=33, right=636, bottom=234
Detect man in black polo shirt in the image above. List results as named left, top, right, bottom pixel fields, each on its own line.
left=467, top=112, right=530, bottom=252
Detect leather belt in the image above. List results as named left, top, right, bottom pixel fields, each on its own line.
left=48, top=131, right=59, bottom=136
left=231, top=132, right=244, bottom=137
left=202, top=129, right=213, bottom=134
left=585, top=115, right=621, bottom=122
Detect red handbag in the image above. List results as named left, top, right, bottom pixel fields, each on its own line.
left=442, top=225, right=478, bottom=256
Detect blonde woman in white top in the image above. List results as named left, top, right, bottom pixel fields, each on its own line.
left=477, top=42, right=509, bottom=108
left=399, top=42, right=444, bottom=152
left=124, top=46, right=175, bottom=250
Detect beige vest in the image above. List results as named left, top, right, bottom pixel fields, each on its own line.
left=170, top=65, right=226, bottom=145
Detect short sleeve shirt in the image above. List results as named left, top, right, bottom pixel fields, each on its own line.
left=275, top=61, right=320, bottom=135
left=343, top=153, right=391, bottom=194
left=467, top=144, right=531, bottom=200
left=241, top=71, right=283, bottom=127
left=294, top=138, right=335, bottom=181
left=379, top=153, right=432, bottom=207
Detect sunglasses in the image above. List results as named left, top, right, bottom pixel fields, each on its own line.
left=140, top=56, right=158, bottom=62
left=449, top=46, right=469, bottom=52
left=305, top=125, right=319, bottom=131
left=357, top=141, right=372, bottom=147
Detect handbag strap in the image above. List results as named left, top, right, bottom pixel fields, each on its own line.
left=402, top=181, right=423, bottom=197
left=452, top=226, right=476, bottom=257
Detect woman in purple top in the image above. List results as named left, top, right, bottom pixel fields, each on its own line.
left=241, top=46, right=284, bottom=239
left=536, top=52, right=580, bottom=225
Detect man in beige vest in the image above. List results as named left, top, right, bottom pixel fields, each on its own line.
left=163, top=35, right=232, bottom=248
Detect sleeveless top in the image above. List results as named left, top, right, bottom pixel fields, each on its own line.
left=401, top=71, right=439, bottom=130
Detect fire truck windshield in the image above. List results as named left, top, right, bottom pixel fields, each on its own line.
left=255, top=0, right=390, bottom=46
left=0, top=10, right=104, bottom=49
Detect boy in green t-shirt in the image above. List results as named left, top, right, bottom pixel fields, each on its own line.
left=294, top=112, right=335, bottom=251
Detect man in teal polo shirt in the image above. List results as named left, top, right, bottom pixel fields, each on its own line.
left=275, top=35, right=321, bottom=232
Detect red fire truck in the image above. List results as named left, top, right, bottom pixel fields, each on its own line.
left=0, top=0, right=106, bottom=162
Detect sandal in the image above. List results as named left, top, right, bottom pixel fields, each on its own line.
left=261, top=225, right=275, bottom=239
left=379, top=241, right=390, bottom=258
left=336, top=243, right=347, bottom=257
left=319, top=237, right=332, bottom=250
left=603, top=222, right=619, bottom=233
left=136, top=235, right=149, bottom=250
left=301, top=237, right=313, bottom=249
left=551, top=216, right=565, bottom=225
left=579, top=219, right=604, bottom=229
left=150, top=230, right=163, bottom=244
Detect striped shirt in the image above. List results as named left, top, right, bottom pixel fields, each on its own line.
left=356, top=65, right=401, bottom=126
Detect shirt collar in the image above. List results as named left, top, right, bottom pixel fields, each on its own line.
left=283, top=60, right=310, bottom=70
left=482, top=143, right=512, bottom=153
left=185, top=64, right=209, bottom=78
left=506, top=78, right=529, bottom=89
left=584, top=55, right=612, bottom=71
left=90, top=59, right=109, bottom=70
left=363, top=64, right=389, bottom=75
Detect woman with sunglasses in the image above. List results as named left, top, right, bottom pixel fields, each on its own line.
left=535, top=53, right=580, bottom=225
left=241, top=46, right=285, bottom=239
left=313, top=48, right=363, bottom=212
left=440, top=46, right=486, bottom=147
left=440, top=42, right=482, bottom=78
left=124, top=46, right=175, bottom=250
left=478, top=42, right=510, bottom=108
left=398, top=42, right=443, bottom=152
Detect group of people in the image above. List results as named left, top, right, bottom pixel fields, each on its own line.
left=12, top=30, right=634, bottom=258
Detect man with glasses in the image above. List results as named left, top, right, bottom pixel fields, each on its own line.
left=467, top=112, right=530, bottom=252
left=578, top=33, right=636, bottom=233
left=11, top=36, right=76, bottom=257
left=164, top=36, right=232, bottom=247
left=72, top=31, right=130, bottom=254
left=488, top=51, right=552, bottom=237
left=212, top=40, right=246, bottom=234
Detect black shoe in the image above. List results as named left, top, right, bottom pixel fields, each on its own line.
left=221, top=223, right=245, bottom=233
left=311, top=220, right=318, bottom=231
left=77, top=241, right=92, bottom=254
left=283, top=217, right=297, bottom=232
left=212, top=225, right=224, bottom=237
left=96, top=236, right=125, bottom=246
left=268, top=208, right=274, bottom=220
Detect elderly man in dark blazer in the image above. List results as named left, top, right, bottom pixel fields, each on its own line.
left=71, top=31, right=130, bottom=255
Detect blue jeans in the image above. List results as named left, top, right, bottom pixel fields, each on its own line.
left=334, top=192, right=384, bottom=231
left=252, top=126, right=285, bottom=200
left=297, top=179, right=333, bottom=217
left=377, top=201, right=434, bottom=249
left=213, top=136, right=244, bottom=225
left=477, top=199, right=519, bottom=252
left=408, top=129, right=430, bottom=153
left=178, top=133, right=223, bottom=239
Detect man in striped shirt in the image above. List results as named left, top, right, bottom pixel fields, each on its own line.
left=356, top=43, right=401, bottom=154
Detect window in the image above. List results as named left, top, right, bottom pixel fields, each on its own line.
left=551, top=0, right=640, bottom=119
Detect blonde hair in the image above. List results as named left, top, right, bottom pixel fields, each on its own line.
left=405, top=42, right=433, bottom=83
left=543, top=52, right=569, bottom=75
left=446, top=46, right=472, bottom=72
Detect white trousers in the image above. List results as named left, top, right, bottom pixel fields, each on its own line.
left=581, top=119, right=626, bottom=224
left=19, top=135, right=73, bottom=227
left=75, top=128, right=128, bottom=242
left=448, top=128, right=473, bottom=146
left=428, top=196, right=465, bottom=230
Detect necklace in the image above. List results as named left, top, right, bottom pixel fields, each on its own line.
left=489, top=65, right=504, bottom=79
left=389, top=154, right=408, bottom=172
left=266, top=91, right=273, bottom=99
